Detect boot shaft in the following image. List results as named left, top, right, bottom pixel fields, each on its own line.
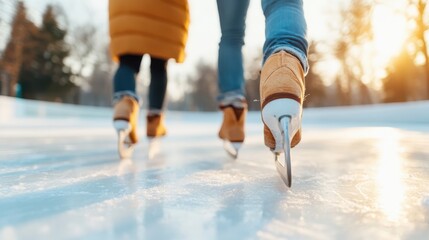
left=260, top=51, right=305, bottom=108
left=113, top=96, right=139, bottom=122
left=147, top=114, right=167, bottom=137
left=218, top=103, right=247, bottom=143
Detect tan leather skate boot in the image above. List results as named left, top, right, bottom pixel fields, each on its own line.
left=113, top=96, right=140, bottom=144
left=260, top=51, right=305, bottom=151
left=218, top=101, right=247, bottom=143
left=147, top=114, right=167, bottom=138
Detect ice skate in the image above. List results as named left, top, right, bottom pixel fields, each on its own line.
left=113, top=96, right=140, bottom=160
left=146, top=113, right=167, bottom=138
left=146, top=113, right=166, bottom=159
left=219, top=101, right=247, bottom=159
left=260, top=51, right=305, bottom=187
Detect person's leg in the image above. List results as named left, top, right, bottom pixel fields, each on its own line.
left=147, top=57, right=168, bottom=137
left=112, top=54, right=143, bottom=157
left=148, top=57, right=168, bottom=114
left=113, top=54, right=142, bottom=102
left=216, top=0, right=250, bottom=155
left=216, top=0, right=250, bottom=105
left=260, top=0, right=308, bottom=152
left=262, top=0, right=308, bottom=71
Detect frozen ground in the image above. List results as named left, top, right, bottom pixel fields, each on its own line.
left=1, top=96, right=429, bottom=240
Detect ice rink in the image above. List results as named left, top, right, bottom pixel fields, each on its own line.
left=1, top=97, right=429, bottom=240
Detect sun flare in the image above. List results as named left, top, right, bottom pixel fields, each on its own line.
left=372, top=5, right=409, bottom=69
left=375, top=128, right=405, bottom=222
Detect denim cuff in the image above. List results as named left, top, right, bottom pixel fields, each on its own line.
left=112, top=91, right=142, bottom=106
left=147, top=109, right=163, bottom=116
left=217, top=91, right=246, bottom=106
left=268, top=47, right=309, bottom=75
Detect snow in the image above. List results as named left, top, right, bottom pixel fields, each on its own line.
left=1, top=96, right=429, bottom=240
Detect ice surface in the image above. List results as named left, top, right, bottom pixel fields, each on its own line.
left=423, top=196, right=429, bottom=208
left=1, top=97, right=429, bottom=240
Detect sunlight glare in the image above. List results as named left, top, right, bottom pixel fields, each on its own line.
left=375, top=128, right=405, bottom=222
left=372, top=5, right=408, bottom=68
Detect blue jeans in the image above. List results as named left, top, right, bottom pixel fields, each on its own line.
left=216, top=0, right=308, bottom=103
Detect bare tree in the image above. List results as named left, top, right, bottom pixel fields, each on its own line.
left=304, top=42, right=326, bottom=108
left=244, top=53, right=262, bottom=111
left=187, top=61, right=218, bottom=111
left=68, top=24, right=98, bottom=86
left=408, top=0, right=429, bottom=98
left=0, top=0, right=16, bottom=45
left=83, top=46, right=114, bottom=106
left=0, top=0, right=4, bottom=31
left=382, top=46, right=423, bottom=102
left=377, top=0, right=429, bottom=100
left=334, top=0, right=374, bottom=105
left=77, top=42, right=115, bottom=107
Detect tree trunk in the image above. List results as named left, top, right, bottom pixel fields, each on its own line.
left=421, top=38, right=429, bottom=99
left=417, top=0, right=429, bottom=99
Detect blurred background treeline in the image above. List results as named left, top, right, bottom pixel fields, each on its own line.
left=1, top=0, right=429, bottom=111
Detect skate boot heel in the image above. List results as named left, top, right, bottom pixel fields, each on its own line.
left=262, top=98, right=302, bottom=188
left=114, top=120, right=131, bottom=132
left=114, top=120, right=134, bottom=160
left=113, top=96, right=139, bottom=160
left=261, top=99, right=302, bottom=153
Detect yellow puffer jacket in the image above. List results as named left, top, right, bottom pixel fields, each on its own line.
left=109, top=0, right=190, bottom=63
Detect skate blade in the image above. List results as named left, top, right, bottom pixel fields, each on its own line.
left=117, top=158, right=135, bottom=176
left=117, top=130, right=135, bottom=160
left=114, top=120, right=135, bottom=160
left=274, top=116, right=292, bottom=188
left=223, top=141, right=242, bottom=159
left=148, top=138, right=161, bottom=160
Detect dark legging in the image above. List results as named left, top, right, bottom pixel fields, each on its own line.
left=113, top=54, right=167, bottom=110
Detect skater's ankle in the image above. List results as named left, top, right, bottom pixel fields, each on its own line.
left=147, top=109, right=163, bottom=117
left=113, top=91, right=141, bottom=106
left=218, top=92, right=246, bottom=109
left=219, top=98, right=247, bottom=109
